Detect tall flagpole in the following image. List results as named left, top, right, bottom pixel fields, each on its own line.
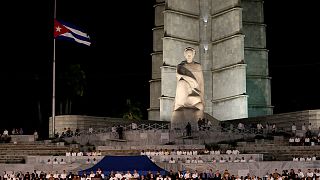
left=52, top=0, right=56, bottom=138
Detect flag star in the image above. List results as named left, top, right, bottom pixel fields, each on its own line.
left=56, top=26, right=61, bottom=32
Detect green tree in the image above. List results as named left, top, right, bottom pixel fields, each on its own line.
left=122, top=99, right=143, bottom=120
left=59, top=64, right=86, bottom=114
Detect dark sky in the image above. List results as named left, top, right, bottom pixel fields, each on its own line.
left=0, top=1, right=319, bottom=136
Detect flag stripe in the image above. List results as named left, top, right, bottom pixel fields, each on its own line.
left=64, top=25, right=90, bottom=39
left=60, top=33, right=91, bottom=46
left=69, top=31, right=90, bottom=42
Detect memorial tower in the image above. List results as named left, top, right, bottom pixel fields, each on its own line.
left=148, top=0, right=273, bottom=121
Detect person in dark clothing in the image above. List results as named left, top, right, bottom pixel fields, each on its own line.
left=186, top=122, right=192, bottom=136
left=116, top=125, right=123, bottom=139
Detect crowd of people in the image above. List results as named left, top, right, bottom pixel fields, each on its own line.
left=140, top=148, right=258, bottom=164
left=2, top=168, right=320, bottom=180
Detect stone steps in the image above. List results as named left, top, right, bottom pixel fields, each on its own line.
left=0, top=155, right=25, bottom=163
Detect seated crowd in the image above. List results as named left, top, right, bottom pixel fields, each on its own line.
left=3, top=168, right=320, bottom=180
left=140, top=148, right=257, bottom=163
left=292, top=155, right=318, bottom=162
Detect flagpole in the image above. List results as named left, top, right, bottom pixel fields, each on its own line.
left=52, top=0, right=57, bottom=138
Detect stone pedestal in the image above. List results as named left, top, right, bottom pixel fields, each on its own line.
left=171, top=108, right=200, bottom=132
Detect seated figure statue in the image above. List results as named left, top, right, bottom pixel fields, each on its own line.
left=171, top=47, right=204, bottom=131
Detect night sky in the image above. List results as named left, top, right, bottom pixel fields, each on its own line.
left=0, top=1, right=319, bottom=137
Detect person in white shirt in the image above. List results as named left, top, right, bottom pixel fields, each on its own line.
left=297, top=169, right=304, bottom=179
left=306, top=156, right=312, bottom=161
left=3, top=129, right=8, bottom=136
left=240, top=157, right=246, bottom=162
left=164, top=175, right=171, bottom=180
left=131, top=122, right=137, bottom=130
left=109, top=174, right=117, bottom=180
left=248, top=156, right=255, bottom=162
left=312, top=154, right=317, bottom=161
left=150, top=151, right=156, bottom=156
left=289, top=137, right=294, bottom=145
left=77, top=152, right=83, bottom=156
left=71, top=151, right=77, bottom=156
left=292, top=156, right=299, bottom=161
left=187, top=151, right=192, bottom=156
left=149, top=157, right=155, bottom=163
left=85, top=158, right=91, bottom=164
left=66, top=152, right=71, bottom=156
left=214, top=150, right=220, bottom=155
left=219, top=157, right=225, bottom=163
left=156, top=175, right=163, bottom=180
left=232, top=149, right=240, bottom=155
left=141, top=150, right=146, bottom=155
left=305, top=137, right=310, bottom=146
left=97, top=150, right=102, bottom=156
left=133, top=170, right=140, bottom=179
left=191, top=157, right=198, bottom=163
left=299, top=157, right=305, bottom=161
left=91, top=151, right=97, bottom=156
left=185, top=158, right=191, bottom=163
left=308, top=123, right=312, bottom=131
left=176, top=149, right=182, bottom=155
left=145, top=150, right=151, bottom=156
left=295, top=137, right=300, bottom=146
left=92, top=158, right=97, bottom=164
left=123, top=171, right=132, bottom=180
left=53, top=158, right=59, bottom=164
left=233, top=157, right=240, bottom=163
left=46, top=172, right=52, bottom=179
left=302, top=123, right=306, bottom=131
left=226, top=150, right=232, bottom=155
left=60, top=158, right=67, bottom=164
left=192, top=170, right=199, bottom=179
left=184, top=171, right=191, bottom=179
left=89, top=127, right=93, bottom=134
left=197, top=157, right=204, bottom=163
left=61, top=170, right=67, bottom=180
left=53, top=171, right=59, bottom=179
left=182, top=150, right=187, bottom=155
left=115, top=172, right=122, bottom=180
left=158, top=149, right=164, bottom=156
left=192, top=150, right=198, bottom=155
left=168, top=158, right=175, bottom=164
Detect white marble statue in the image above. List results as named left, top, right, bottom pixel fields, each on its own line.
left=171, top=47, right=205, bottom=130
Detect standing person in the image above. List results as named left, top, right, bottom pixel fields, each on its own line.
left=292, top=123, right=297, bottom=136
left=186, top=122, right=192, bottom=136
left=117, top=125, right=123, bottom=139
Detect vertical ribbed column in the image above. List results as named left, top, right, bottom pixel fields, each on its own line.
left=242, top=0, right=273, bottom=117
left=200, top=0, right=213, bottom=116
left=210, top=0, right=248, bottom=120
left=148, top=0, right=165, bottom=120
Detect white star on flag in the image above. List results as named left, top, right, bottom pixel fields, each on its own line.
left=55, top=26, right=61, bottom=32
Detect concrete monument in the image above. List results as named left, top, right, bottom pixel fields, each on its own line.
left=149, top=0, right=273, bottom=122
left=171, top=47, right=204, bottom=131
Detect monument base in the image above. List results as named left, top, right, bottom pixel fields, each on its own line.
left=171, top=108, right=202, bottom=132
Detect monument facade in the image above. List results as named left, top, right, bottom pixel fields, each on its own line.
left=149, top=0, right=273, bottom=122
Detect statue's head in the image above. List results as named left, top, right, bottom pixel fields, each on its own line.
left=184, top=47, right=196, bottom=63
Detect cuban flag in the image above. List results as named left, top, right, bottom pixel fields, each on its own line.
left=54, top=19, right=91, bottom=46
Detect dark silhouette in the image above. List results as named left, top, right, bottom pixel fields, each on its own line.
left=116, top=125, right=124, bottom=139
left=186, top=122, right=191, bottom=136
